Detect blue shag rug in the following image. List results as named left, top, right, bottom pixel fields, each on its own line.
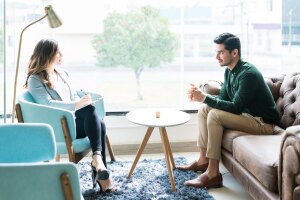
left=77, top=157, right=215, bottom=200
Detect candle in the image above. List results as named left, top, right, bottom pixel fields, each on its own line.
left=156, top=111, right=160, bottom=118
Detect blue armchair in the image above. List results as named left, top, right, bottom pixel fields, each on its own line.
left=0, top=123, right=56, bottom=163
left=0, top=123, right=82, bottom=200
left=15, top=90, right=115, bottom=163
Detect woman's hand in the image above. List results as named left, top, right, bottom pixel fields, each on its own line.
left=75, top=94, right=92, bottom=109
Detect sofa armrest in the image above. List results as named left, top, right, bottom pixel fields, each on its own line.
left=199, top=80, right=222, bottom=95
left=279, top=125, right=300, bottom=200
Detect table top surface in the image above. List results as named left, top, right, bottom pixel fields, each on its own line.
left=126, top=108, right=190, bottom=127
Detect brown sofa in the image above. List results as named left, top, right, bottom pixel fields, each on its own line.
left=201, top=72, right=300, bottom=200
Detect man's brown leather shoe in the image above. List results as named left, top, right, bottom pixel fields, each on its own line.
left=184, top=173, right=223, bottom=188
left=176, top=161, right=208, bottom=172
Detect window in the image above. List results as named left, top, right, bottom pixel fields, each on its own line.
left=1, top=0, right=299, bottom=119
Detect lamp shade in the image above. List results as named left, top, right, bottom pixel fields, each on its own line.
left=44, top=5, right=62, bottom=28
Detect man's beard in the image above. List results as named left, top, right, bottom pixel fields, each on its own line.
left=219, top=57, right=233, bottom=67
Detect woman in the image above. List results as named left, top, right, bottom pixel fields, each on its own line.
left=24, top=39, right=115, bottom=193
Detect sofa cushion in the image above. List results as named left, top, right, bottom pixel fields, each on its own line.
left=233, top=135, right=282, bottom=192
left=222, top=126, right=285, bottom=153
left=273, top=125, right=285, bottom=135
left=222, top=129, right=249, bottom=153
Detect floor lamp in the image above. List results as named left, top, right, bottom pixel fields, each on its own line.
left=11, top=5, right=62, bottom=122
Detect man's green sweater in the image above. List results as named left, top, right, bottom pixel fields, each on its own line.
left=204, top=59, right=280, bottom=124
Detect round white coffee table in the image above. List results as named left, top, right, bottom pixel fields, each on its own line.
left=126, top=108, right=190, bottom=192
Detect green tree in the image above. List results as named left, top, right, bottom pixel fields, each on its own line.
left=92, top=6, right=178, bottom=100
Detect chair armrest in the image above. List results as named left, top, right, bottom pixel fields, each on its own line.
left=19, top=101, right=76, bottom=142
left=76, top=90, right=105, bottom=119
left=199, top=80, right=222, bottom=95
left=76, top=90, right=101, bottom=99
left=278, top=125, right=300, bottom=200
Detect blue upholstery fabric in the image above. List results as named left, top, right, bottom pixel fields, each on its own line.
left=18, top=92, right=76, bottom=151
left=18, top=91, right=106, bottom=155
left=0, top=123, right=55, bottom=163
left=0, top=123, right=83, bottom=200
left=0, top=162, right=82, bottom=200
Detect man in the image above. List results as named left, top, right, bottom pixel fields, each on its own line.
left=177, top=33, right=280, bottom=188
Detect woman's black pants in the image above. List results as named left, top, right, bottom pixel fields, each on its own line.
left=75, top=105, right=107, bottom=166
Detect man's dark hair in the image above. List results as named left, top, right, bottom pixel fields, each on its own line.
left=213, top=33, right=241, bottom=57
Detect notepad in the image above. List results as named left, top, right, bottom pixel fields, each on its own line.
left=77, top=98, right=101, bottom=111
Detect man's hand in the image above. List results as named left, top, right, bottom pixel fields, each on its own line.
left=188, top=84, right=207, bottom=102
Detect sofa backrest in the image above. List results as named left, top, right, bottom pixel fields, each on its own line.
left=270, top=72, right=300, bottom=129
left=201, top=72, right=300, bottom=129
left=264, top=74, right=285, bottom=102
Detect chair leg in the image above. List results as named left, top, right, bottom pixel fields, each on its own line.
left=106, top=135, right=116, bottom=161
left=74, top=149, right=91, bottom=164
left=55, top=154, right=61, bottom=162
left=61, top=117, right=76, bottom=163
left=60, top=173, right=74, bottom=200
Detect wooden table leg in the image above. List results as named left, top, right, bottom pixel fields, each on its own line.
left=128, top=127, right=154, bottom=178
left=159, top=127, right=176, bottom=192
left=161, top=127, right=176, bottom=169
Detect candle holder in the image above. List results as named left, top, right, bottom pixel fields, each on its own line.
left=156, top=111, right=160, bottom=118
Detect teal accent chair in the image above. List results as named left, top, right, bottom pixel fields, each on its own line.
left=0, top=123, right=55, bottom=162
left=0, top=123, right=82, bottom=200
left=16, top=90, right=115, bottom=163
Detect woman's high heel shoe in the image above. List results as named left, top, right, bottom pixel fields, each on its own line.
left=97, top=178, right=116, bottom=193
left=91, top=162, right=110, bottom=188
left=91, top=162, right=98, bottom=188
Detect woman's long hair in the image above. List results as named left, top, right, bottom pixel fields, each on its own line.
left=24, top=39, right=59, bottom=89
